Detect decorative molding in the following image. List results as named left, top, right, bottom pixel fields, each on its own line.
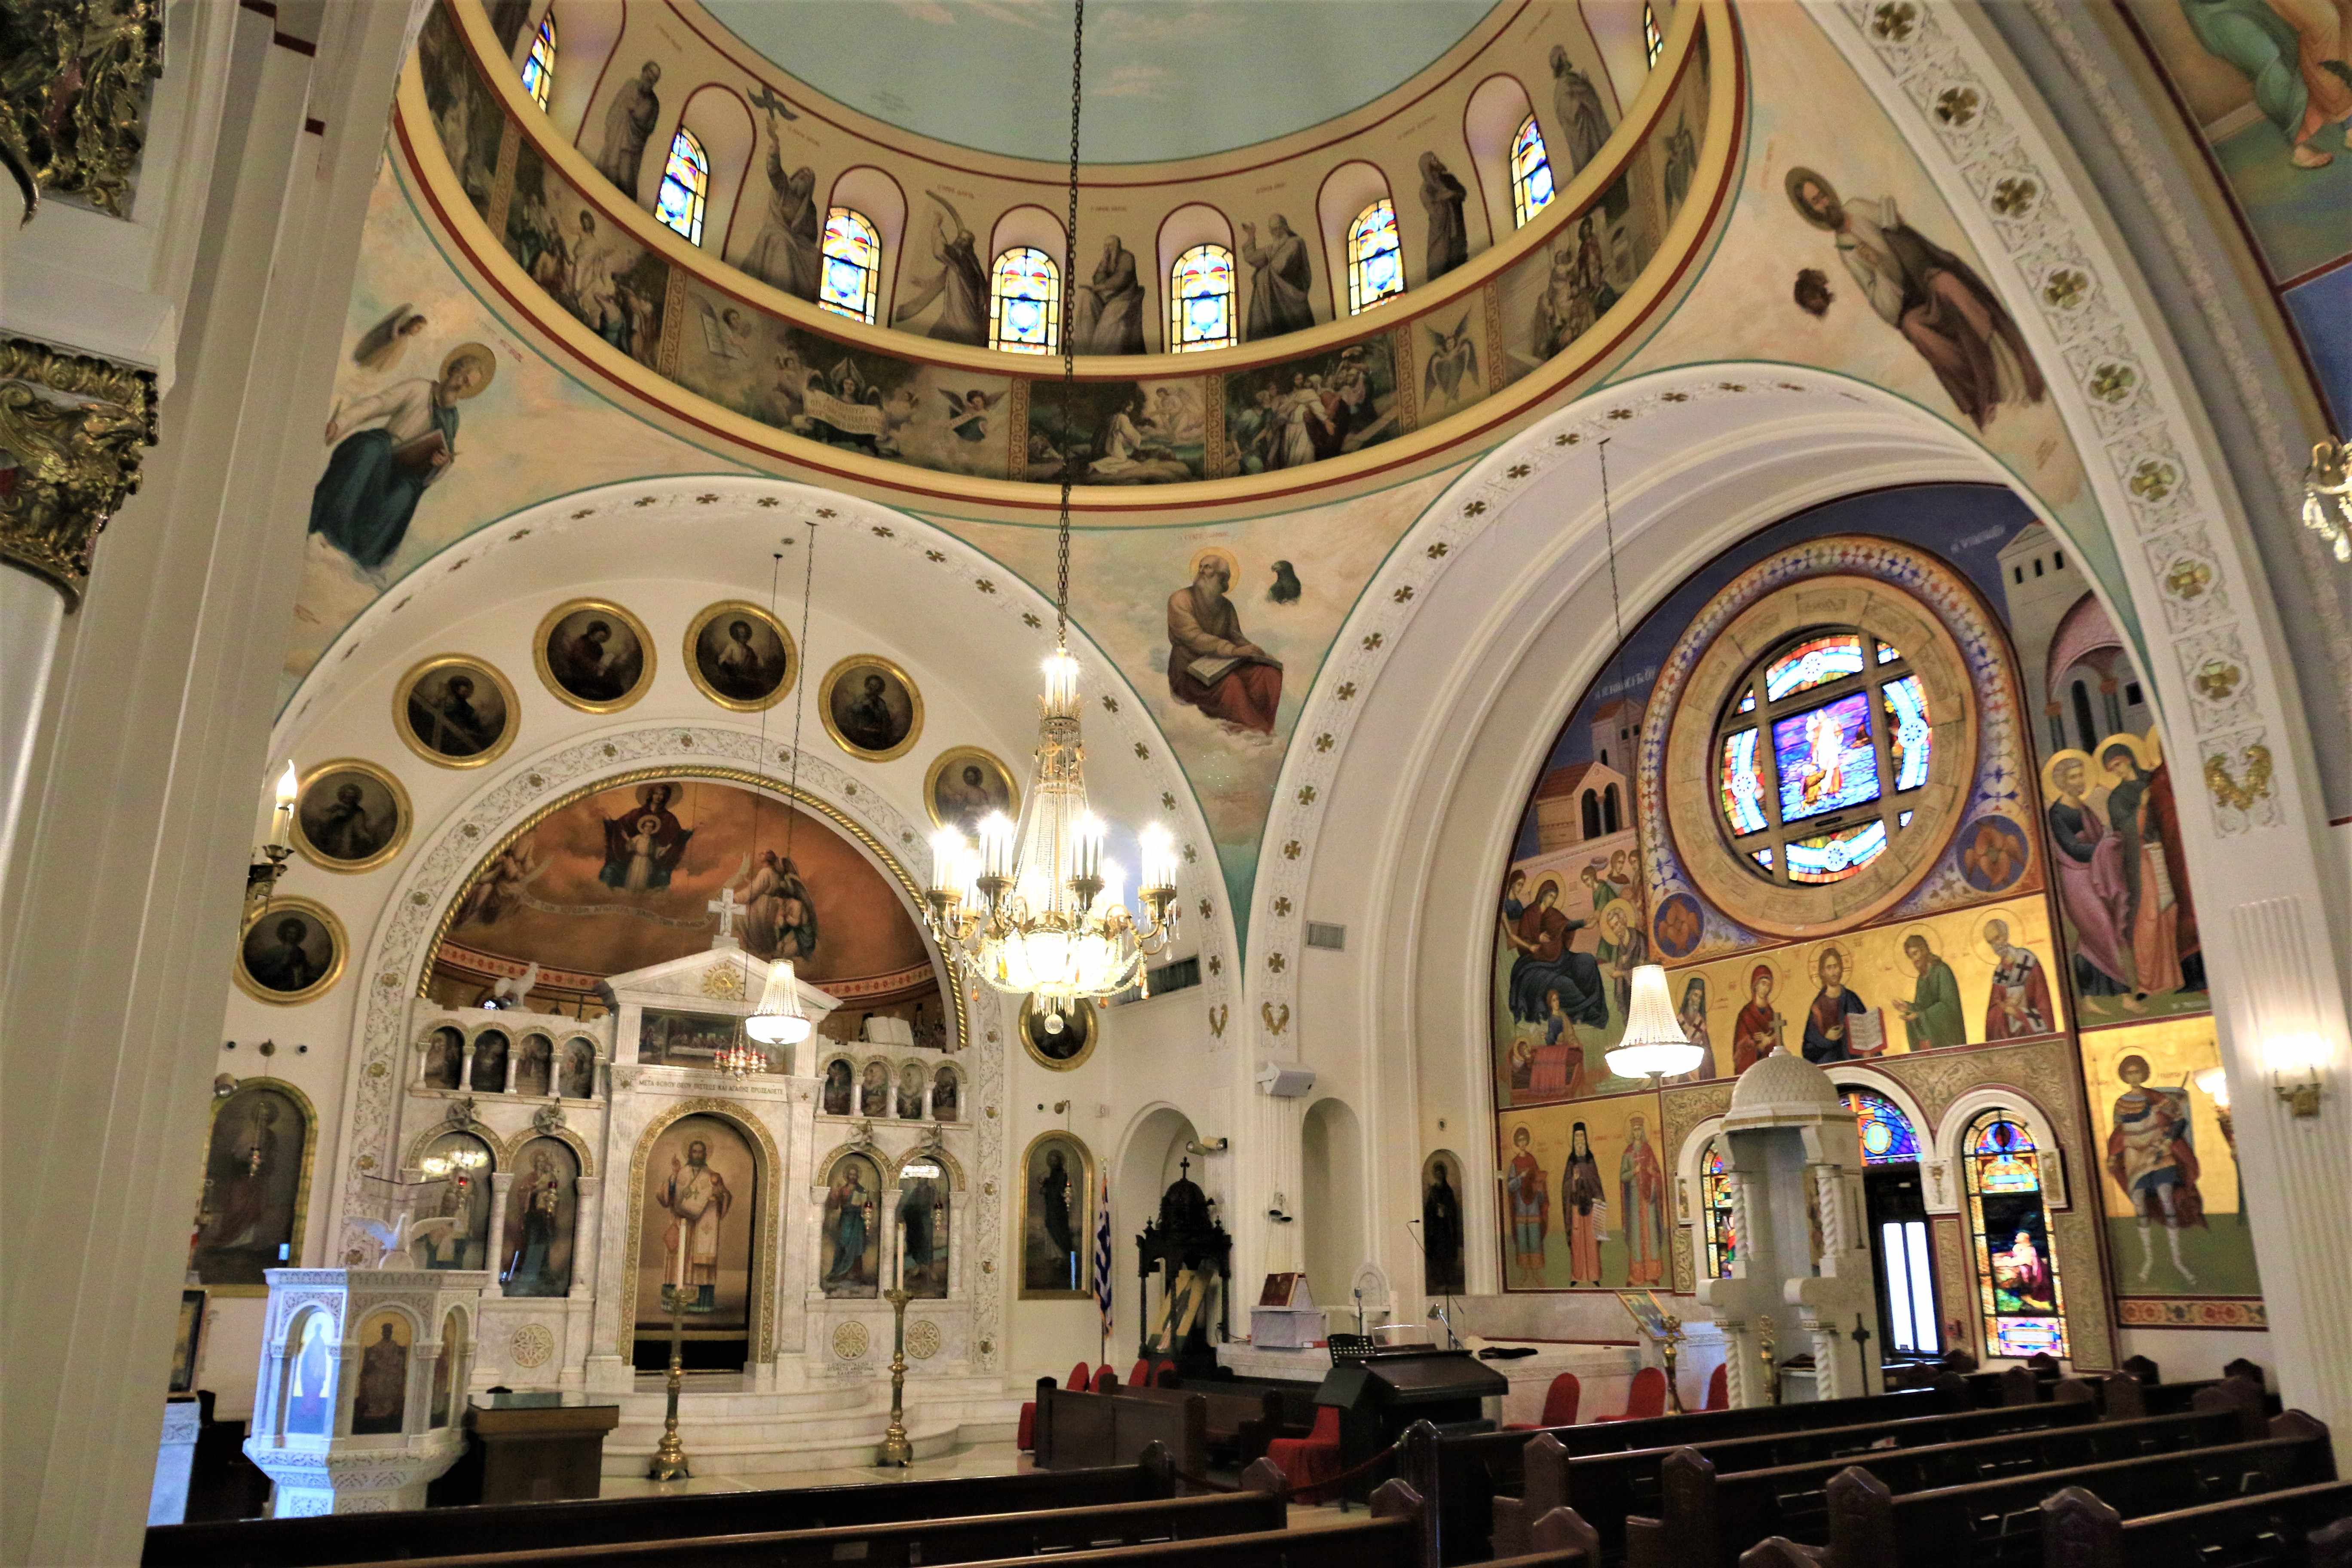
left=0, top=336, right=159, bottom=605
left=0, top=0, right=165, bottom=221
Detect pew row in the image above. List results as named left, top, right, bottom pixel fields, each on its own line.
left=1653, top=1409, right=2335, bottom=1568
left=144, top=1450, right=1179, bottom=1567
left=2040, top=1480, right=2352, bottom=1568
left=1034, top=1380, right=1211, bottom=1476
left=1115, top=1381, right=1290, bottom=1464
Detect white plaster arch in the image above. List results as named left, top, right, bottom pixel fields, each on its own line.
left=1676, top=1112, right=1728, bottom=1238
left=1936, top=1083, right=2071, bottom=1216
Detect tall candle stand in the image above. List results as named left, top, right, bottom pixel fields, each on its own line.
left=1658, top=1310, right=1689, bottom=1414
left=1756, top=1313, right=1780, bottom=1406
left=879, top=1283, right=914, bottom=1467
left=647, top=1289, right=692, bottom=1481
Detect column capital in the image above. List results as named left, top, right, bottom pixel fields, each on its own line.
left=0, top=0, right=165, bottom=224
left=0, top=337, right=159, bottom=606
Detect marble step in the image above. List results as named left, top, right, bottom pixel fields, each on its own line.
left=599, top=1412, right=979, bottom=1475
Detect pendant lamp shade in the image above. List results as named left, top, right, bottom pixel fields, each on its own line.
left=1605, top=963, right=1706, bottom=1081
left=744, top=957, right=812, bottom=1046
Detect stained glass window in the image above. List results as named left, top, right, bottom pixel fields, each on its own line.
left=1510, top=115, right=1555, bottom=227
left=1170, top=243, right=1237, bottom=352
left=1840, top=1088, right=1920, bottom=1166
left=1714, top=624, right=1931, bottom=888
left=990, top=246, right=1060, bottom=354
left=1764, top=634, right=1867, bottom=701
left=1700, top=1141, right=1736, bottom=1279
left=1963, top=1112, right=2067, bottom=1359
left=1719, top=730, right=1767, bottom=836
left=1347, top=199, right=1405, bottom=314
left=1787, top=820, right=1888, bottom=884
left=1643, top=3, right=1666, bottom=67
left=818, top=208, right=881, bottom=324
left=655, top=128, right=709, bottom=245
left=521, top=15, right=556, bottom=111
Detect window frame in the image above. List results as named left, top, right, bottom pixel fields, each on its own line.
left=1345, top=199, right=1405, bottom=315
left=818, top=206, right=882, bottom=325
left=1710, top=624, right=1932, bottom=889
left=1961, top=1109, right=2069, bottom=1360
left=1168, top=242, right=1237, bottom=352
left=1699, top=1138, right=1736, bottom=1280
left=521, top=14, right=556, bottom=111
left=654, top=126, right=710, bottom=247
left=1509, top=113, right=1556, bottom=227
left=989, top=245, right=1062, bottom=355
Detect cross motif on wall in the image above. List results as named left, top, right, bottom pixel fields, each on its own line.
left=707, top=886, right=744, bottom=939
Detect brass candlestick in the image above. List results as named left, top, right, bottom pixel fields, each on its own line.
left=878, top=1285, right=913, bottom=1467
left=1756, top=1313, right=1780, bottom=1406
left=1659, top=1312, right=1688, bottom=1414
left=647, top=1289, right=692, bottom=1481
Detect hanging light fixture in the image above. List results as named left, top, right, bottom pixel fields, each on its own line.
left=924, top=0, right=1179, bottom=1018
left=2305, top=439, right=2350, bottom=565
left=1607, top=964, right=1706, bottom=1083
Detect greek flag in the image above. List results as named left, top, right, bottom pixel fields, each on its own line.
left=1091, top=1176, right=1114, bottom=1334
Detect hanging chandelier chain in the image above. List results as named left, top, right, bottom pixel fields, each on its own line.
left=1054, top=0, right=1084, bottom=651
left=749, top=549, right=783, bottom=857
left=783, top=522, right=818, bottom=865
left=1599, top=437, right=1626, bottom=662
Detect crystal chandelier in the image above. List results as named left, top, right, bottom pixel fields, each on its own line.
left=1606, top=964, right=1706, bottom=1083
left=924, top=0, right=1179, bottom=1018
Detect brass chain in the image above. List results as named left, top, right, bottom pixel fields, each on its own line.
left=1054, top=0, right=1084, bottom=652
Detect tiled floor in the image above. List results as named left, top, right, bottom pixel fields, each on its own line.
left=597, top=1440, right=1358, bottom=1530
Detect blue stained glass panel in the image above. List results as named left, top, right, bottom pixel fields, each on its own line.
left=1771, top=690, right=1880, bottom=822
left=1841, top=1088, right=1920, bottom=1165
left=1785, top=820, right=1888, bottom=884
left=1348, top=200, right=1404, bottom=314
left=1884, top=675, right=1931, bottom=791
left=655, top=130, right=709, bottom=245
left=1510, top=116, right=1554, bottom=226
left=1764, top=634, right=1866, bottom=700
left=1718, top=729, right=1766, bottom=836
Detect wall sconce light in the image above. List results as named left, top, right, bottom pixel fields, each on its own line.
left=244, top=761, right=297, bottom=922
left=2267, top=1035, right=2323, bottom=1118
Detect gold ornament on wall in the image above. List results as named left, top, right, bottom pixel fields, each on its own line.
left=0, top=0, right=164, bottom=220
left=0, top=337, right=158, bottom=605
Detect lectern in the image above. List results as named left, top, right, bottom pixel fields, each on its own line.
left=1314, top=1347, right=1507, bottom=1500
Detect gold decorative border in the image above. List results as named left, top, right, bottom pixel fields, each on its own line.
left=921, top=745, right=1022, bottom=833
left=681, top=599, right=798, bottom=713
left=532, top=598, right=657, bottom=714
left=291, top=757, right=413, bottom=874
left=193, top=1077, right=321, bottom=1298
left=234, top=896, right=349, bottom=1006
left=1018, top=993, right=1100, bottom=1072
left=819, top=653, right=925, bottom=763
left=1017, top=1129, right=1097, bottom=1299
left=392, top=652, right=520, bottom=769
left=620, top=1099, right=784, bottom=1361
left=416, top=762, right=965, bottom=1062
left=2115, top=1297, right=2267, bottom=1329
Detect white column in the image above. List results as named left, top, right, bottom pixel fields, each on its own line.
left=487, top=1174, right=517, bottom=1293
left=0, top=569, right=65, bottom=883
left=0, top=6, right=420, bottom=1559
left=570, top=1176, right=602, bottom=1300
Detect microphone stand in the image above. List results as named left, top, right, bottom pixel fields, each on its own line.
left=1405, top=1219, right=1461, bottom=1351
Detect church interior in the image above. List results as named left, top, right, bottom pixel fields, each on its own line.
left=4, top=0, right=2352, bottom=1561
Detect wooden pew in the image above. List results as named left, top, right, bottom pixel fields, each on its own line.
left=143, top=1449, right=1178, bottom=1567
left=1406, top=1387, right=1963, bottom=1563
left=1807, top=1412, right=2337, bottom=1568
left=2039, top=1480, right=2352, bottom=1568
left=1035, top=1380, right=1210, bottom=1478
left=326, top=1487, right=1292, bottom=1568
left=1115, top=1380, right=1288, bottom=1464
left=1492, top=1398, right=2108, bottom=1558
left=1606, top=1403, right=2247, bottom=1568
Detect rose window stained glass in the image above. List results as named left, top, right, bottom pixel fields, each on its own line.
left=1963, top=1112, right=2067, bottom=1359
left=1840, top=1088, right=1920, bottom=1165
left=1714, top=627, right=1933, bottom=886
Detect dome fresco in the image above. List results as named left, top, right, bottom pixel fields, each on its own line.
left=695, top=0, right=1502, bottom=165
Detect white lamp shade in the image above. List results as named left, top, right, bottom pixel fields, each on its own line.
left=744, top=958, right=812, bottom=1046
left=2193, top=1064, right=2231, bottom=1109
left=1605, top=963, right=1706, bottom=1080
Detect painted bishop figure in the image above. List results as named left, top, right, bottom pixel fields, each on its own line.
left=659, top=1139, right=734, bottom=1311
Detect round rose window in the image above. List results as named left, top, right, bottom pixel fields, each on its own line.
left=1714, top=627, right=1934, bottom=885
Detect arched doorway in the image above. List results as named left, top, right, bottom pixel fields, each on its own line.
left=1300, top=1098, right=1365, bottom=1326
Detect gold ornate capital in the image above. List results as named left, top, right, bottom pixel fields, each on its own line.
left=0, top=336, right=157, bottom=606
left=0, top=0, right=163, bottom=223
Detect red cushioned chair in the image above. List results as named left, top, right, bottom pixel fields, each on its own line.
left=1020, top=1360, right=1099, bottom=1450
left=1703, top=1362, right=1729, bottom=1411
left=1155, top=1360, right=1179, bottom=1387
left=1504, top=1371, right=1583, bottom=1430
left=1091, top=1366, right=1119, bottom=1393
left=1266, top=1404, right=1344, bottom=1494
left=1129, top=1358, right=1151, bottom=1389
left=1070, top=1359, right=1094, bottom=1389
left=1595, top=1366, right=1667, bottom=1423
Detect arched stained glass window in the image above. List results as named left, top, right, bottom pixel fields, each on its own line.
left=521, top=15, right=556, bottom=111
left=1840, top=1088, right=1920, bottom=1166
left=989, top=246, right=1059, bottom=355
left=818, top=208, right=881, bottom=325
left=1643, top=3, right=1666, bottom=67
left=1346, top=199, right=1405, bottom=315
left=1963, top=1111, right=2067, bottom=1359
left=655, top=128, right=710, bottom=246
left=1169, top=243, right=1237, bottom=352
left=1510, top=114, right=1555, bottom=227
left=1713, top=625, right=1933, bottom=888
left=1700, top=1140, right=1736, bottom=1280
